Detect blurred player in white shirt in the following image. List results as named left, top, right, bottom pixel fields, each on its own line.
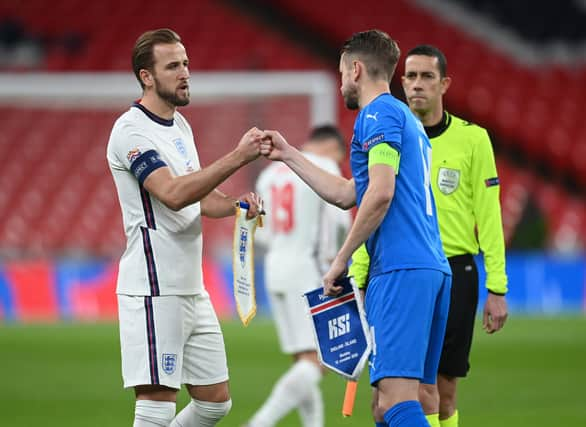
left=107, top=28, right=263, bottom=427
left=247, top=126, right=351, bottom=427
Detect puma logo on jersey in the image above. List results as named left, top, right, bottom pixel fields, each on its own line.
left=366, top=112, right=379, bottom=121
left=328, top=313, right=350, bottom=339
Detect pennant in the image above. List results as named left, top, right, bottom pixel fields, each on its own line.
left=233, top=201, right=262, bottom=326
left=303, top=277, right=371, bottom=380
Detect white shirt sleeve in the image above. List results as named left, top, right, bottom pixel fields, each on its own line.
left=108, top=121, right=167, bottom=184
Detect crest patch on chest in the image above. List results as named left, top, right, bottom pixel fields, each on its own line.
left=437, top=167, right=460, bottom=194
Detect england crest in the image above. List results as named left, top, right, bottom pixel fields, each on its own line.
left=162, top=353, right=177, bottom=375
left=174, top=138, right=187, bottom=158
left=239, top=227, right=248, bottom=269
left=437, top=167, right=460, bottom=195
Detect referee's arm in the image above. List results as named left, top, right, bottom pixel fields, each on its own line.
left=471, top=131, right=508, bottom=295
left=472, top=130, right=508, bottom=332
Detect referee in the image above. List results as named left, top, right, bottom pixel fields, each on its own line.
left=350, top=45, right=508, bottom=427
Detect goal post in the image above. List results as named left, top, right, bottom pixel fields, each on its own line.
left=0, top=71, right=340, bottom=320
left=0, top=71, right=338, bottom=257
left=0, top=71, right=337, bottom=124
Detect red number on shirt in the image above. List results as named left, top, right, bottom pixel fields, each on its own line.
left=271, top=183, right=294, bottom=233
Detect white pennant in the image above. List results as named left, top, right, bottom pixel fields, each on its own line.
left=233, top=202, right=262, bottom=326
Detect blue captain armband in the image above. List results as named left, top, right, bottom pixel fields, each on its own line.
left=130, top=149, right=167, bottom=185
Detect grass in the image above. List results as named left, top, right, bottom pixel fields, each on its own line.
left=1, top=316, right=585, bottom=426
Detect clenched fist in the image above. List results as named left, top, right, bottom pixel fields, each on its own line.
left=260, top=130, right=292, bottom=161
left=237, top=127, right=263, bottom=163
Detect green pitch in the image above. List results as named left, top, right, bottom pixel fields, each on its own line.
left=1, top=316, right=585, bottom=426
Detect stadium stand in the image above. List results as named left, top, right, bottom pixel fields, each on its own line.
left=264, top=0, right=586, bottom=180
left=0, top=108, right=124, bottom=257
left=255, top=0, right=586, bottom=249
left=448, top=0, right=586, bottom=45
left=0, top=0, right=583, bottom=254
left=0, top=0, right=328, bottom=71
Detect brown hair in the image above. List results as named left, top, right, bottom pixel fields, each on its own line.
left=341, top=29, right=401, bottom=82
left=132, top=28, right=182, bottom=89
left=309, top=124, right=346, bottom=152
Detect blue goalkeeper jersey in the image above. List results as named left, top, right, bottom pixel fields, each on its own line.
left=350, top=93, right=450, bottom=277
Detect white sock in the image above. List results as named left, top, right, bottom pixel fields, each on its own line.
left=298, top=382, right=324, bottom=427
left=248, top=359, right=322, bottom=427
left=169, top=398, right=232, bottom=427
left=133, top=400, right=176, bottom=427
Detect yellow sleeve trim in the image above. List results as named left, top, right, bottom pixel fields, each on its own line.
left=349, top=244, right=370, bottom=289
left=368, top=143, right=400, bottom=173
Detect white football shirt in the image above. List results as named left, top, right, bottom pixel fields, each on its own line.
left=107, top=103, right=203, bottom=296
left=255, top=152, right=351, bottom=292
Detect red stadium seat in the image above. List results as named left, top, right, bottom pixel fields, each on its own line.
left=0, top=0, right=583, bottom=253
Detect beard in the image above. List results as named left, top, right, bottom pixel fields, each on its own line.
left=342, top=84, right=359, bottom=110
left=154, top=77, right=190, bottom=107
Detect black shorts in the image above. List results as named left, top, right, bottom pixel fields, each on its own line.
left=438, top=254, right=479, bottom=378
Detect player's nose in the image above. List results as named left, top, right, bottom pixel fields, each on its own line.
left=179, top=65, right=189, bottom=80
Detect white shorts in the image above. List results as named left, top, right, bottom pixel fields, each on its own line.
left=118, top=292, right=229, bottom=389
left=268, top=290, right=316, bottom=354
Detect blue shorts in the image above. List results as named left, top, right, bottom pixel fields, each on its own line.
left=365, top=269, right=451, bottom=385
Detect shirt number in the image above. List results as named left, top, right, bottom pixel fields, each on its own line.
left=271, top=183, right=294, bottom=233
left=419, top=137, right=433, bottom=217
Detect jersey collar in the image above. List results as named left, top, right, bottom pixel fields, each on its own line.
left=424, top=111, right=451, bottom=139
left=132, top=102, right=174, bottom=127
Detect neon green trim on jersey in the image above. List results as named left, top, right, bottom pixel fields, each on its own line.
left=368, top=143, right=400, bottom=173
left=349, top=244, right=370, bottom=289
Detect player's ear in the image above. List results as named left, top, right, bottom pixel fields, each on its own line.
left=353, top=60, right=362, bottom=82
left=440, top=76, right=452, bottom=94
left=140, top=69, right=154, bottom=88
